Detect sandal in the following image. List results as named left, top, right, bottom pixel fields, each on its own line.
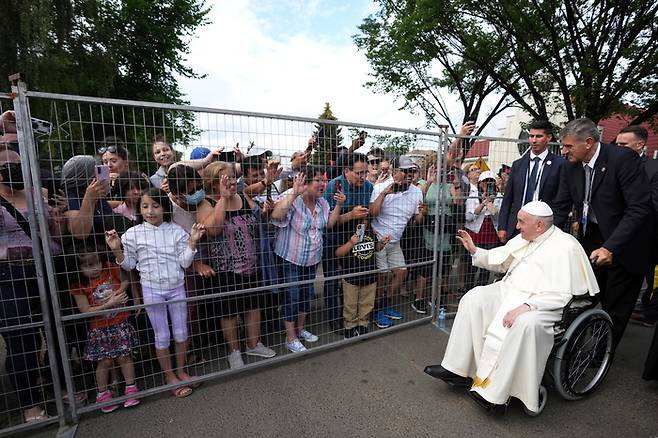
left=171, top=386, right=193, bottom=398
left=24, top=409, right=48, bottom=423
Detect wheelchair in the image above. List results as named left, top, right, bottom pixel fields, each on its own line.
left=525, top=295, right=614, bottom=416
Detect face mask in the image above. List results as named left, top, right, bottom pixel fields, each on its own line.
left=184, top=189, right=206, bottom=205
left=0, top=164, right=24, bottom=190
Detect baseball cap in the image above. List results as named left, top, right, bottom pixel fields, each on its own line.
left=478, top=170, right=496, bottom=182
left=190, top=147, right=211, bottom=160
left=392, top=155, right=415, bottom=170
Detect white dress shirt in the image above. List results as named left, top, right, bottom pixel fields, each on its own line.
left=120, top=221, right=196, bottom=290
left=524, top=148, right=549, bottom=201
left=369, top=180, right=423, bottom=243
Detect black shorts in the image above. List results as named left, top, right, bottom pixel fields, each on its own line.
left=201, top=271, right=265, bottom=318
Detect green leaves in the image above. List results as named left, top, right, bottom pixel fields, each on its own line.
left=355, top=0, right=658, bottom=131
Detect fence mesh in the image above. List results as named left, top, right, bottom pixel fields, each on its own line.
left=1, top=85, right=575, bottom=433
left=1, top=88, right=450, bottom=428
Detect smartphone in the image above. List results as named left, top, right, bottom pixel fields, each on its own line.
left=95, top=165, right=110, bottom=184
left=266, top=184, right=272, bottom=201
left=356, top=223, right=365, bottom=243
left=392, top=183, right=408, bottom=193
left=335, top=180, right=342, bottom=193
left=446, top=170, right=455, bottom=183
left=217, top=151, right=236, bottom=162
left=464, top=114, right=477, bottom=124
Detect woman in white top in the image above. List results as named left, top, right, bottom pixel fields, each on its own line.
left=464, top=170, right=503, bottom=291
left=105, top=187, right=206, bottom=398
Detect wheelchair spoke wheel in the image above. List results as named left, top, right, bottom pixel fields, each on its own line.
left=552, top=309, right=613, bottom=400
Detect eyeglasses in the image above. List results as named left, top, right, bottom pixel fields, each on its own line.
left=97, top=145, right=119, bottom=154
left=368, top=159, right=382, bottom=165
left=401, top=168, right=415, bottom=174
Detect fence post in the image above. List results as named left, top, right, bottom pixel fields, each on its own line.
left=10, top=75, right=79, bottom=433
left=429, top=128, right=448, bottom=325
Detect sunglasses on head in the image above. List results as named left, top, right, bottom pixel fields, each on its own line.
left=97, top=145, right=119, bottom=154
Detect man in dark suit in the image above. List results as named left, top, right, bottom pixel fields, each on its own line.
left=553, top=118, right=653, bottom=348
left=616, top=125, right=658, bottom=327
left=498, top=120, right=564, bottom=242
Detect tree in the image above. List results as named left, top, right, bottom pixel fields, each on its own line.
left=311, top=102, right=343, bottom=168
left=0, top=0, right=209, bottom=170
left=355, top=0, right=658, bottom=130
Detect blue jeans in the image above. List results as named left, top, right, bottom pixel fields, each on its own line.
left=282, top=260, right=318, bottom=322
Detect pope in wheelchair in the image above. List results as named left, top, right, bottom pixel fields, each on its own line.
left=425, top=201, right=604, bottom=415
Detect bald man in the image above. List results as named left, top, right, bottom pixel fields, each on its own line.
left=424, top=201, right=599, bottom=414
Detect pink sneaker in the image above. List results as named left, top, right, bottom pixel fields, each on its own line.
left=123, top=385, right=140, bottom=408
left=96, top=390, right=119, bottom=413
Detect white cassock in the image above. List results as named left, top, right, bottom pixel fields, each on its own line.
left=441, top=225, right=599, bottom=412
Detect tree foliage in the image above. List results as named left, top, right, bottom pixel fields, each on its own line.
left=1, top=0, right=209, bottom=168
left=355, top=0, right=658, bottom=131
left=311, top=102, right=343, bottom=168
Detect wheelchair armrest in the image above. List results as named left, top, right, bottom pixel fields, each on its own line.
left=553, top=294, right=596, bottom=338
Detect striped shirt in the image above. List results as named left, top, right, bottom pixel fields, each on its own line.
left=272, top=189, right=330, bottom=266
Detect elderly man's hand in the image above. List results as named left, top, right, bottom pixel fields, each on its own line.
left=456, top=229, right=477, bottom=255
left=503, top=304, right=531, bottom=328
left=590, top=247, right=613, bottom=266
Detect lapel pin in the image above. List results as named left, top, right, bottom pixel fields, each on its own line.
left=546, top=160, right=552, bottom=166
left=601, top=167, right=606, bottom=173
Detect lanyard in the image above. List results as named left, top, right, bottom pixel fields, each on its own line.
left=582, top=166, right=595, bottom=225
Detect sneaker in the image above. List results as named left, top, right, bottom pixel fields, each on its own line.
left=245, top=341, right=277, bottom=358
left=285, top=338, right=308, bottom=353
left=411, top=299, right=427, bottom=314
left=123, top=385, right=140, bottom=408
left=343, top=327, right=359, bottom=339
left=357, top=325, right=369, bottom=335
left=374, top=311, right=392, bottom=328
left=228, top=350, right=245, bottom=369
left=384, top=307, right=403, bottom=320
left=96, top=390, right=119, bottom=414
left=298, top=329, right=319, bottom=343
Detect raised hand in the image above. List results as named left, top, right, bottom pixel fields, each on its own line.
left=105, top=230, right=121, bottom=251
left=292, top=172, right=306, bottom=196
left=85, top=178, right=107, bottom=202
left=190, top=223, right=206, bottom=244
left=426, top=164, right=437, bottom=185
left=333, top=190, right=346, bottom=205
left=219, top=174, right=232, bottom=198
left=456, top=229, right=476, bottom=255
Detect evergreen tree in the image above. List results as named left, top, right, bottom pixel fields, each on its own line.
left=311, top=102, right=343, bottom=168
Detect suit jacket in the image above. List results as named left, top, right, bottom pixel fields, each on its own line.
left=498, top=151, right=564, bottom=236
left=552, top=143, right=653, bottom=274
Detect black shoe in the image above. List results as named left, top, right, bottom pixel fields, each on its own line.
left=411, top=299, right=427, bottom=314
left=469, top=391, right=507, bottom=414
left=343, top=327, right=359, bottom=339
left=357, top=325, right=369, bottom=335
left=423, top=365, right=472, bottom=387
left=630, top=312, right=657, bottom=328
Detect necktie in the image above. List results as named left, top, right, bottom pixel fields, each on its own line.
left=524, top=157, right=540, bottom=204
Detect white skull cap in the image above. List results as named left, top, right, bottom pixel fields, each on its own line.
left=521, top=200, right=553, bottom=217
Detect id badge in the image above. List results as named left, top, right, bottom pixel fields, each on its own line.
left=581, top=202, right=589, bottom=225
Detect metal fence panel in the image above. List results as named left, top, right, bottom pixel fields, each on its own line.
left=1, top=82, right=452, bottom=432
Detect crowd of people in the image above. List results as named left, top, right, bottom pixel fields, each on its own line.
left=0, top=108, right=657, bottom=424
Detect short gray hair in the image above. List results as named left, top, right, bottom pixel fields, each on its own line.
left=561, top=118, right=600, bottom=143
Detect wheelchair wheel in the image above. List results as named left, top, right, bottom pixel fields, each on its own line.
left=552, top=309, right=613, bottom=400
left=523, top=385, right=547, bottom=416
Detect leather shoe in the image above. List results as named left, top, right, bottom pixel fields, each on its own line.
left=424, top=365, right=472, bottom=387
left=469, top=391, right=507, bottom=414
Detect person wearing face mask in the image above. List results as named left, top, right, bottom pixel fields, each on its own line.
left=0, top=150, right=65, bottom=422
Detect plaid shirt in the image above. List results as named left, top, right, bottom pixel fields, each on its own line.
left=272, top=190, right=330, bottom=266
